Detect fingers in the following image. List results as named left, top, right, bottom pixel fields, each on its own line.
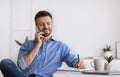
left=77, top=60, right=86, bottom=69
left=35, top=31, right=45, bottom=43
left=35, top=31, right=44, bottom=38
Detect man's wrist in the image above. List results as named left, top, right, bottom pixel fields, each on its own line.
left=73, top=61, right=79, bottom=68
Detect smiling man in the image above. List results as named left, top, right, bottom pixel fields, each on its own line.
left=0, top=10, right=86, bottom=77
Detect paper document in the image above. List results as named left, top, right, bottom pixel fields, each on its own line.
left=57, top=67, right=90, bottom=72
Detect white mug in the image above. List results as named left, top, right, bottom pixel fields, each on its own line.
left=90, top=59, right=105, bottom=70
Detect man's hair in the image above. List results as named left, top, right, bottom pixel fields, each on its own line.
left=35, top=10, right=52, bottom=21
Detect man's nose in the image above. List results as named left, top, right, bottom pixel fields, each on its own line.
left=44, top=24, right=48, bottom=28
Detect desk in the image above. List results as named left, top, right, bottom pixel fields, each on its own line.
left=53, top=59, right=120, bottom=77
left=53, top=71, right=120, bottom=77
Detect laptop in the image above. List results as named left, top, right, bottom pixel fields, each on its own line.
left=81, top=70, right=120, bottom=75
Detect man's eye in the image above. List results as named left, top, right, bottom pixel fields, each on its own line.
left=38, top=23, right=44, bottom=26
left=47, top=22, right=51, bottom=25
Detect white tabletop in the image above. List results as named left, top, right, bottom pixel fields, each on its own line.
left=53, top=70, right=120, bottom=77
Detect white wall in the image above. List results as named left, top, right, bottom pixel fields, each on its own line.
left=0, top=0, right=120, bottom=61
left=0, top=0, right=11, bottom=76
left=0, top=0, right=11, bottom=61
left=31, top=0, right=120, bottom=58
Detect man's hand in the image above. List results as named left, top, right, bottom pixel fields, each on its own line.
left=35, top=31, right=44, bottom=44
left=74, top=60, right=86, bottom=69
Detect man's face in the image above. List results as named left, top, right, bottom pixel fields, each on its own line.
left=35, top=16, right=53, bottom=37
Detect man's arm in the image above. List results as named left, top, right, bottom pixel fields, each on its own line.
left=24, top=31, right=43, bottom=67
left=24, top=42, right=42, bottom=66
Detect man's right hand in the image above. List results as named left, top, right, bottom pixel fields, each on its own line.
left=35, top=31, right=45, bottom=44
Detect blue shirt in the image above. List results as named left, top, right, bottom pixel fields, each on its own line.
left=17, top=38, right=78, bottom=77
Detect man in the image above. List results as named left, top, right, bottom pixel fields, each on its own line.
left=0, top=10, right=86, bottom=77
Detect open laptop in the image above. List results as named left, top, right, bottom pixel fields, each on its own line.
left=81, top=70, right=120, bottom=75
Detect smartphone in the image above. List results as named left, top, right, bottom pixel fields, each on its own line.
left=36, top=27, right=45, bottom=38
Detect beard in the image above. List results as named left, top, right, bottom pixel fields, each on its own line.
left=43, top=29, right=52, bottom=37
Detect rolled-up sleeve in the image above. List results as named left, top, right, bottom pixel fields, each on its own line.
left=17, top=41, right=32, bottom=71
left=17, top=57, right=28, bottom=71
left=61, top=43, right=78, bottom=67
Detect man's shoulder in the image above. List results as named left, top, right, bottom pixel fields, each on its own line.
left=23, top=40, right=35, bottom=45
left=52, top=38, right=64, bottom=43
left=52, top=38, right=67, bottom=46
left=25, top=40, right=35, bottom=42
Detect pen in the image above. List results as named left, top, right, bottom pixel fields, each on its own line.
left=77, top=54, right=80, bottom=62
left=77, top=54, right=80, bottom=68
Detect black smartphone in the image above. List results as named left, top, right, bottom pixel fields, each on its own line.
left=36, top=27, right=46, bottom=38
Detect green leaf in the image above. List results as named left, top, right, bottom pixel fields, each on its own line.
left=15, top=40, right=23, bottom=46
left=25, top=36, right=29, bottom=41
left=102, top=45, right=112, bottom=52
left=15, top=36, right=29, bottom=46
left=105, top=56, right=114, bottom=63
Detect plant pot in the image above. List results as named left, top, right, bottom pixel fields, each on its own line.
left=104, top=51, right=112, bottom=57
left=104, top=63, right=112, bottom=70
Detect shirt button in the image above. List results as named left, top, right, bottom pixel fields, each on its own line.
left=43, top=48, right=45, bottom=51
left=39, top=65, right=41, bottom=68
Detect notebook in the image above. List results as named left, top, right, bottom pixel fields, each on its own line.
left=81, top=70, right=120, bottom=75
left=57, top=67, right=90, bottom=72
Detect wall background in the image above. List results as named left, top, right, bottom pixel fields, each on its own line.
left=0, top=0, right=120, bottom=62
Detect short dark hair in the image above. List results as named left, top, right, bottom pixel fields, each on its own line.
left=35, top=10, right=52, bottom=21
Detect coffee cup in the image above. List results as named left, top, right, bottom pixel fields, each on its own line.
left=90, top=59, right=105, bottom=70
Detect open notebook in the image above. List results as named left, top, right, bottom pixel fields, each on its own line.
left=81, top=70, right=120, bottom=75
left=57, top=67, right=90, bottom=72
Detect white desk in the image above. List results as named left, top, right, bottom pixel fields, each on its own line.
left=53, top=70, right=120, bottom=77
left=53, top=59, right=120, bottom=77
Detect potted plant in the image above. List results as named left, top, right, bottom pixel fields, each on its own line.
left=15, top=36, right=29, bottom=46
left=105, top=56, right=114, bottom=63
left=104, top=56, right=114, bottom=70
left=102, top=45, right=112, bottom=57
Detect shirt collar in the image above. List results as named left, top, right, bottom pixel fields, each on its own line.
left=46, top=36, right=56, bottom=42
